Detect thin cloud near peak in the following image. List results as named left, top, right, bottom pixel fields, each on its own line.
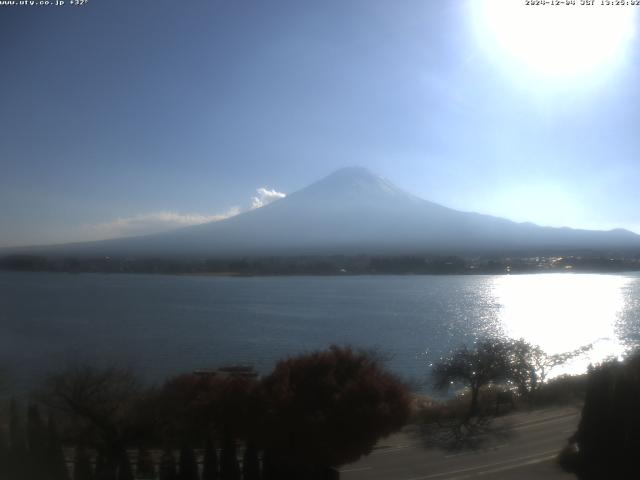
left=59, top=186, right=286, bottom=244
left=74, top=207, right=241, bottom=241
left=251, top=187, right=286, bottom=210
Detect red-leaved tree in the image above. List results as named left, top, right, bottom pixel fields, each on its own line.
left=260, top=346, right=411, bottom=472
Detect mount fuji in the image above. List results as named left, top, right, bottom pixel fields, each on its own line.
left=8, top=167, right=640, bottom=257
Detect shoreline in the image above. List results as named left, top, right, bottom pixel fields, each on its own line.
left=2, top=267, right=640, bottom=278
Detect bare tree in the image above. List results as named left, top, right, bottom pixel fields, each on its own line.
left=507, top=339, right=592, bottom=402
left=38, top=364, right=143, bottom=469
left=432, top=339, right=512, bottom=421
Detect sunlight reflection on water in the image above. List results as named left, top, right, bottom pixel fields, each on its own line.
left=2, top=271, right=640, bottom=391
left=491, top=273, right=633, bottom=376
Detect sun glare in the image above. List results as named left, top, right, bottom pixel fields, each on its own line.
left=473, top=0, right=636, bottom=78
left=492, top=274, right=632, bottom=376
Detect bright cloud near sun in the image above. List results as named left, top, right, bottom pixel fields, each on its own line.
left=251, top=187, right=287, bottom=209
left=471, top=0, right=636, bottom=79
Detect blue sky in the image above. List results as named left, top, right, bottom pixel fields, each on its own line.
left=1, top=0, right=639, bottom=247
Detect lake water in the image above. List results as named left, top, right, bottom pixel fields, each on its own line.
left=1, top=271, right=640, bottom=392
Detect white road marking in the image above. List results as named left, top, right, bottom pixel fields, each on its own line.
left=404, top=449, right=559, bottom=480
left=444, top=444, right=509, bottom=458
left=371, top=445, right=413, bottom=456
left=445, top=454, right=557, bottom=479
left=340, top=466, right=373, bottom=473
left=508, top=412, right=578, bottom=430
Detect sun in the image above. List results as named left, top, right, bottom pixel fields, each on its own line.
left=472, top=0, right=636, bottom=78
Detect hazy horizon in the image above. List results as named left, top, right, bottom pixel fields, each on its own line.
left=2, top=0, right=639, bottom=247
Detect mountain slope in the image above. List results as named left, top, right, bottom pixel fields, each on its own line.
left=7, top=167, right=640, bottom=257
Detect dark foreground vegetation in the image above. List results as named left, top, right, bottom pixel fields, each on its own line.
left=0, top=347, right=410, bottom=480
left=2, top=252, right=640, bottom=276
left=558, top=353, right=640, bottom=479
left=3, top=339, right=639, bottom=479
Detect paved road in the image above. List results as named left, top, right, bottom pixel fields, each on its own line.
left=340, top=407, right=580, bottom=480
